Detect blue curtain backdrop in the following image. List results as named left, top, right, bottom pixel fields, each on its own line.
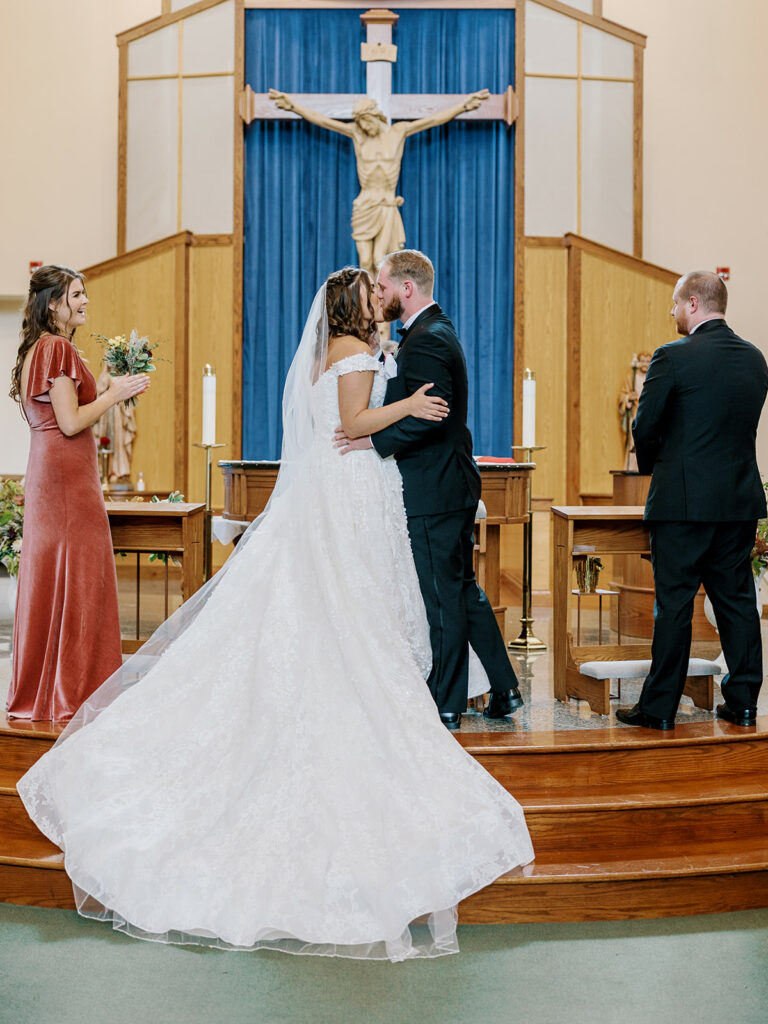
left=243, top=9, right=515, bottom=459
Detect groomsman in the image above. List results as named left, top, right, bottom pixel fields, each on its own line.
left=617, top=271, right=768, bottom=730
left=337, top=250, right=522, bottom=729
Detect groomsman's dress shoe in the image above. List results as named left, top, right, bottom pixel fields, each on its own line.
left=716, top=703, right=758, bottom=727
left=483, top=689, right=524, bottom=719
left=615, top=704, right=675, bottom=731
left=440, top=712, right=462, bottom=730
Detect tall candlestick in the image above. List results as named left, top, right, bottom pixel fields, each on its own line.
left=202, top=365, right=216, bottom=445
left=522, top=368, right=536, bottom=449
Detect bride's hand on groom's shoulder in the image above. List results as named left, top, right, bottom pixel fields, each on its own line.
left=334, top=427, right=373, bottom=454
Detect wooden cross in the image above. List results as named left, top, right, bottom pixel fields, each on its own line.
left=240, top=8, right=516, bottom=127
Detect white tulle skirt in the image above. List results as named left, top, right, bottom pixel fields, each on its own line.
left=18, top=446, right=534, bottom=961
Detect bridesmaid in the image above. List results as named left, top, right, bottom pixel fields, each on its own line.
left=7, top=265, right=150, bottom=721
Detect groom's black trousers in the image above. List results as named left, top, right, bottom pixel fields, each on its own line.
left=639, top=520, right=762, bottom=720
left=407, top=506, right=520, bottom=714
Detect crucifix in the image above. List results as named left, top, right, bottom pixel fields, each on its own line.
left=240, top=8, right=516, bottom=279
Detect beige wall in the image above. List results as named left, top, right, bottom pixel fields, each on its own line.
left=0, top=0, right=158, bottom=474
left=604, top=0, right=768, bottom=471
left=0, top=0, right=159, bottom=298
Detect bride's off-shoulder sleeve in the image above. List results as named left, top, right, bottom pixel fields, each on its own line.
left=335, top=353, right=381, bottom=375
left=29, top=336, right=82, bottom=402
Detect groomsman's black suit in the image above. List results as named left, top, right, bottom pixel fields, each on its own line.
left=632, top=318, right=768, bottom=721
left=371, top=304, right=520, bottom=714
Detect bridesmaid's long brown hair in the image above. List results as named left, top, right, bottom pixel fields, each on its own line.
left=10, top=264, right=85, bottom=404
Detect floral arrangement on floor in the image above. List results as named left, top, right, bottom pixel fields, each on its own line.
left=93, top=330, right=161, bottom=406
left=0, top=478, right=24, bottom=578
left=752, top=505, right=768, bottom=579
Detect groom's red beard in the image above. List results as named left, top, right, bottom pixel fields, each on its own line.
left=382, top=295, right=404, bottom=322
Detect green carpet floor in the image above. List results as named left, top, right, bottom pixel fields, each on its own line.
left=1, top=904, right=766, bottom=1023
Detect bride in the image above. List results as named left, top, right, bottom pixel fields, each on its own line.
left=18, top=267, right=534, bottom=962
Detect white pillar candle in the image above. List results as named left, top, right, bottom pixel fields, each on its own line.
left=522, top=368, right=536, bottom=449
left=202, top=364, right=216, bottom=445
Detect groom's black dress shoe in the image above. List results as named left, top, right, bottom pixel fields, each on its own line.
left=440, top=712, right=462, bottom=730
left=716, top=703, right=758, bottom=727
left=616, top=704, right=675, bottom=731
left=483, top=688, right=524, bottom=719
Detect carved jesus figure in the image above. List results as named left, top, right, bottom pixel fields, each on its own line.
left=618, top=351, right=652, bottom=471
left=269, top=88, right=489, bottom=277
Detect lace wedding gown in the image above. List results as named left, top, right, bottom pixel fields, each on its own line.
left=18, top=353, right=534, bottom=962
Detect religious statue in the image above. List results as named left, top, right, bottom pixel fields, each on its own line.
left=618, top=351, right=652, bottom=471
left=93, top=367, right=138, bottom=482
left=268, top=87, right=490, bottom=278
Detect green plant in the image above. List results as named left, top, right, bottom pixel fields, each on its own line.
left=752, top=519, right=768, bottom=578
left=0, top=478, right=24, bottom=577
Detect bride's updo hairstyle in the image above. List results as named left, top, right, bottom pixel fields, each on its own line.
left=325, top=266, right=375, bottom=342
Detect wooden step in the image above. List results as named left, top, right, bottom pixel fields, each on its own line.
left=0, top=719, right=60, bottom=774
left=0, top=835, right=73, bottom=909
left=460, top=864, right=768, bottom=923
left=3, top=834, right=766, bottom=922
left=460, top=720, right=768, bottom=791
left=525, top=796, right=768, bottom=858
left=513, top=775, right=768, bottom=809
left=0, top=771, right=56, bottom=845
left=4, top=770, right=766, bottom=856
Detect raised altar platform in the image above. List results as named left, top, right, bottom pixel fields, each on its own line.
left=3, top=534, right=766, bottom=924
left=2, top=705, right=766, bottom=923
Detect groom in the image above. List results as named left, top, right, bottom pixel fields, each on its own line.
left=337, top=249, right=523, bottom=729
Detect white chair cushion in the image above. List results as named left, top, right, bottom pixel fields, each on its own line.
left=578, top=658, right=721, bottom=680
left=685, top=658, right=723, bottom=676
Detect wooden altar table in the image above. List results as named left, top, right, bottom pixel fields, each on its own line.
left=220, top=460, right=532, bottom=636
left=106, top=502, right=205, bottom=653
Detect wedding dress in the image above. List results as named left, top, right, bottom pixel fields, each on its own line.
left=18, top=287, right=534, bottom=962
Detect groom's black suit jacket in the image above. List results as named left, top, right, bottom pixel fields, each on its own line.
left=632, top=318, right=768, bottom=522
left=371, top=304, right=481, bottom=516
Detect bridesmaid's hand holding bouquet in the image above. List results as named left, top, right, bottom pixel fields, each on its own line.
left=94, top=330, right=160, bottom=406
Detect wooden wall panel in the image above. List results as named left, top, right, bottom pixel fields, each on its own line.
left=514, top=234, right=679, bottom=601
left=500, top=241, right=568, bottom=602
left=187, top=243, right=235, bottom=508
left=579, top=251, right=678, bottom=497
left=82, top=234, right=235, bottom=504
left=522, top=245, right=568, bottom=504
left=80, top=250, right=179, bottom=494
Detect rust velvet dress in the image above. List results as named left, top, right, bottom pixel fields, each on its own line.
left=7, top=335, right=122, bottom=721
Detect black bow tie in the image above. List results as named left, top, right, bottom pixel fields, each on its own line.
left=397, top=326, right=409, bottom=339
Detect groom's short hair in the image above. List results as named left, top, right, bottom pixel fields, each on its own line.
left=380, top=250, right=434, bottom=296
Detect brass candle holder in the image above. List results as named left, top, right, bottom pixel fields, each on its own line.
left=508, top=444, right=547, bottom=652
left=193, top=441, right=226, bottom=581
